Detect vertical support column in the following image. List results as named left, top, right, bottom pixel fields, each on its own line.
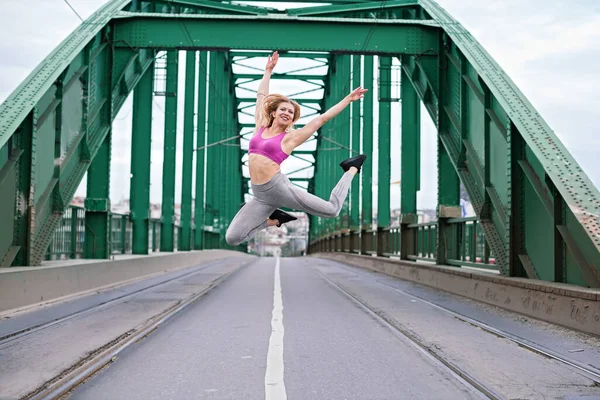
left=436, top=41, right=461, bottom=265
left=84, top=130, right=112, bottom=259
left=205, top=51, right=219, bottom=249
left=13, top=109, right=37, bottom=266
left=120, top=214, right=126, bottom=254
left=52, top=73, right=66, bottom=217
left=361, top=56, right=374, bottom=253
left=70, top=207, right=78, bottom=258
left=130, top=61, right=154, bottom=254
left=338, top=54, right=351, bottom=231
left=399, top=67, right=420, bottom=259
left=377, top=56, right=392, bottom=255
left=194, top=51, right=208, bottom=250
left=324, top=56, right=335, bottom=237
left=329, top=55, right=339, bottom=234
left=224, top=58, right=235, bottom=249
left=217, top=53, right=227, bottom=248
left=180, top=51, right=196, bottom=251
left=436, top=141, right=460, bottom=264
left=350, top=55, right=361, bottom=230
left=160, top=50, right=178, bottom=252
left=507, top=122, right=525, bottom=276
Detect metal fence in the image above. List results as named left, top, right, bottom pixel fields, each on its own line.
left=308, top=217, right=496, bottom=271
left=45, top=206, right=86, bottom=259
left=45, top=205, right=176, bottom=260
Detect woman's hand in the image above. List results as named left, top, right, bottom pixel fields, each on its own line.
left=266, top=51, right=279, bottom=72
left=348, top=86, right=368, bottom=102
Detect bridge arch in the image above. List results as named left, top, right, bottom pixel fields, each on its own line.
left=0, top=0, right=598, bottom=288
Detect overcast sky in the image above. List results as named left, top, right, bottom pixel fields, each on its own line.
left=0, top=0, right=598, bottom=212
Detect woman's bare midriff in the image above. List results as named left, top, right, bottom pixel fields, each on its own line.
left=249, top=154, right=281, bottom=184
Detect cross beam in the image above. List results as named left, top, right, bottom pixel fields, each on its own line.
left=112, top=13, right=440, bottom=55
left=234, top=74, right=326, bottom=81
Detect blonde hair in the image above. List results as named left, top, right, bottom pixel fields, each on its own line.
left=258, top=94, right=301, bottom=131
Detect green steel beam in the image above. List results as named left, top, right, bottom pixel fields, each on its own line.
left=324, top=57, right=336, bottom=234
left=400, top=67, right=420, bottom=218
left=130, top=62, right=154, bottom=254
left=84, top=130, right=112, bottom=259
left=361, top=55, right=374, bottom=228
left=0, top=0, right=130, bottom=153
left=10, top=111, right=36, bottom=266
left=234, top=74, right=326, bottom=81
left=180, top=51, right=196, bottom=251
left=287, top=0, right=419, bottom=16
left=350, top=54, right=361, bottom=228
left=421, top=0, right=600, bottom=280
left=152, top=0, right=271, bottom=15
left=231, top=51, right=330, bottom=59
left=112, top=13, right=440, bottom=55
left=160, top=51, right=178, bottom=252
left=233, top=0, right=367, bottom=2
left=399, top=64, right=420, bottom=260
left=338, top=54, right=351, bottom=230
left=194, top=51, right=208, bottom=250
left=435, top=140, right=460, bottom=264
left=377, top=56, right=391, bottom=228
left=206, top=51, right=221, bottom=246
left=0, top=8, right=153, bottom=265
left=0, top=0, right=598, bottom=288
left=237, top=98, right=322, bottom=104
left=218, top=52, right=228, bottom=247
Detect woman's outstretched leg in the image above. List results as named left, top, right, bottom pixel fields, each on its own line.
left=273, top=154, right=367, bottom=218
left=281, top=172, right=354, bottom=218
left=225, top=198, right=275, bottom=246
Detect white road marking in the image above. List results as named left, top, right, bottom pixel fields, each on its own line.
left=265, top=257, right=287, bottom=400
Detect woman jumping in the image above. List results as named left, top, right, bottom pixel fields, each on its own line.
left=225, top=51, right=368, bottom=246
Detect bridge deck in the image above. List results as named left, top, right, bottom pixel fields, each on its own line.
left=1, top=257, right=599, bottom=399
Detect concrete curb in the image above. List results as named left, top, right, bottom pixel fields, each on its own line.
left=0, top=250, right=252, bottom=314
left=312, top=253, right=600, bottom=336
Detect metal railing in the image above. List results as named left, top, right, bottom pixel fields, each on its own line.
left=111, top=213, right=132, bottom=254
left=46, top=206, right=86, bottom=259
left=309, top=217, right=497, bottom=271
left=45, top=205, right=183, bottom=260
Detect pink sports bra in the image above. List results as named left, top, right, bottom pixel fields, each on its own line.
left=248, top=127, right=290, bottom=165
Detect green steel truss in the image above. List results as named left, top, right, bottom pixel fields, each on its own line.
left=0, top=0, right=598, bottom=289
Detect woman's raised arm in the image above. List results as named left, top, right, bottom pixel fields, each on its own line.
left=254, top=51, right=279, bottom=127
left=284, top=86, right=367, bottom=149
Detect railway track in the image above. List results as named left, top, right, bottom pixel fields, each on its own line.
left=314, top=267, right=503, bottom=399
left=0, top=257, right=247, bottom=347
left=13, top=258, right=254, bottom=400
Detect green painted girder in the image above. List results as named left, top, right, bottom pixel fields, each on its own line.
left=0, top=0, right=152, bottom=266
left=287, top=0, right=421, bottom=16
left=398, top=0, right=600, bottom=285
left=237, top=98, right=322, bottom=104
left=130, top=63, right=154, bottom=255
left=149, top=0, right=272, bottom=15
left=234, top=74, right=326, bottom=81
left=234, top=0, right=368, bottom=2
left=231, top=51, right=330, bottom=59
left=111, top=12, right=440, bottom=55
left=0, top=0, right=597, bottom=287
left=0, top=0, right=130, bottom=152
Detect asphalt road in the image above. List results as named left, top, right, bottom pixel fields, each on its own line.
left=68, top=257, right=484, bottom=399
left=64, top=257, right=600, bottom=400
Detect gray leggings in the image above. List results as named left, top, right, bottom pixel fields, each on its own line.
left=225, top=171, right=353, bottom=246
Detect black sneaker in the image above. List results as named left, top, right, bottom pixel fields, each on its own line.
left=269, top=209, right=297, bottom=227
left=340, top=154, right=367, bottom=173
